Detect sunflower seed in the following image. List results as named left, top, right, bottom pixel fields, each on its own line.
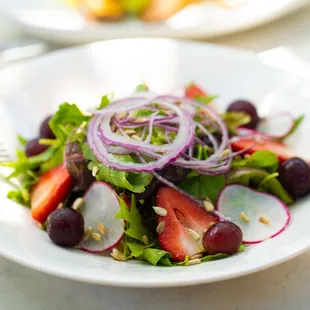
left=220, top=149, right=231, bottom=158
left=134, top=117, right=148, bottom=123
left=111, top=123, right=117, bottom=132
left=84, top=227, right=93, bottom=241
left=240, top=212, right=250, bottom=222
left=259, top=216, right=270, bottom=225
left=92, top=166, right=99, bottom=177
left=124, top=129, right=137, bottom=136
left=187, top=228, right=201, bottom=241
left=190, top=253, right=203, bottom=260
left=91, top=233, right=102, bottom=241
left=203, top=200, right=214, bottom=212
left=57, top=202, right=64, bottom=209
left=110, top=252, right=127, bottom=261
left=142, top=235, right=149, bottom=245
left=37, top=222, right=44, bottom=230
left=116, top=112, right=127, bottom=121
left=153, top=206, right=168, bottom=216
left=111, top=248, right=127, bottom=261
left=156, top=221, right=165, bottom=234
left=97, top=223, right=107, bottom=235
left=185, top=258, right=201, bottom=266
left=131, top=134, right=142, bottom=141
left=72, top=198, right=84, bottom=211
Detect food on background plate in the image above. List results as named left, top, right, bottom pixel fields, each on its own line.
left=1, top=82, right=309, bottom=267
left=67, top=0, right=246, bottom=22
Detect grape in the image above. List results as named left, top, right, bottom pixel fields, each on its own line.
left=47, top=208, right=85, bottom=247
left=40, top=115, right=55, bottom=139
left=278, top=157, right=310, bottom=199
left=25, top=138, right=49, bottom=157
left=202, top=222, right=243, bottom=255
left=227, top=100, right=259, bottom=129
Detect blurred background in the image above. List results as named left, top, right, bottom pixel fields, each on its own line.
left=1, top=0, right=310, bottom=66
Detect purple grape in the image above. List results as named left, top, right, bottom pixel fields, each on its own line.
left=25, top=138, right=49, bottom=157
left=227, top=100, right=259, bottom=129
left=40, top=115, right=55, bottom=139
left=202, top=222, right=243, bottom=255
left=278, top=157, right=310, bottom=199
left=47, top=208, right=85, bottom=247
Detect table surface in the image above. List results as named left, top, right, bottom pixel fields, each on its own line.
left=1, top=5, right=310, bottom=310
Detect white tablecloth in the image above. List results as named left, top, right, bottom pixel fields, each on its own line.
left=1, top=6, right=310, bottom=310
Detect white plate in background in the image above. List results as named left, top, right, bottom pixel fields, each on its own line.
left=0, top=0, right=309, bottom=44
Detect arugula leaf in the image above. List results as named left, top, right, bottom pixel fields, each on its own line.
left=195, top=95, right=218, bottom=104
left=116, top=196, right=149, bottom=242
left=201, top=244, right=246, bottom=262
left=17, top=135, right=28, bottom=146
left=233, top=150, right=279, bottom=174
left=248, top=150, right=278, bottom=173
left=126, top=238, right=148, bottom=257
left=151, top=127, right=168, bottom=145
left=179, top=174, right=225, bottom=204
left=221, top=112, right=251, bottom=132
left=195, top=144, right=209, bottom=160
left=285, top=114, right=305, bottom=140
left=143, top=248, right=172, bottom=266
left=135, top=82, right=149, bottom=92
left=40, top=146, right=64, bottom=173
left=227, top=168, right=293, bottom=205
left=97, top=95, right=111, bottom=110
left=88, top=160, right=152, bottom=193
left=49, top=103, right=90, bottom=142
left=1, top=144, right=61, bottom=175
left=83, top=144, right=153, bottom=193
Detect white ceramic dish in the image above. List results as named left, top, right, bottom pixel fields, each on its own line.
left=0, top=0, right=309, bottom=44
left=0, top=39, right=310, bottom=287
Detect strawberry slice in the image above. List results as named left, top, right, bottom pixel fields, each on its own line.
left=231, top=138, right=296, bottom=163
left=156, top=187, right=218, bottom=261
left=185, top=83, right=208, bottom=99
left=31, top=164, right=72, bottom=223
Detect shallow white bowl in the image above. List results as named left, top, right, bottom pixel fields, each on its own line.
left=0, top=39, right=310, bottom=287
left=0, top=0, right=309, bottom=43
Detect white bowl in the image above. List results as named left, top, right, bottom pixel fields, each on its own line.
left=0, top=39, right=310, bottom=287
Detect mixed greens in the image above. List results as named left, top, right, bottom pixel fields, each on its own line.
left=1, top=83, right=309, bottom=266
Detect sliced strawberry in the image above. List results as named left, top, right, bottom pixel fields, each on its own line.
left=31, top=164, right=72, bottom=223
left=185, top=83, right=208, bottom=99
left=156, top=187, right=218, bottom=261
left=231, top=138, right=296, bottom=163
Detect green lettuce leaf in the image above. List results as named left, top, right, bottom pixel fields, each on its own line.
left=135, top=82, right=149, bottom=92
left=284, top=114, right=305, bottom=140
left=143, top=248, right=172, bottom=266
left=83, top=144, right=152, bottom=193
left=233, top=150, right=279, bottom=173
left=49, top=103, right=90, bottom=142
left=97, top=95, right=112, bottom=110
left=221, top=112, right=251, bottom=132
left=179, top=174, right=225, bottom=204
left=227, top=168, right=293, bottom=205
left=116, top=195, right=149, bottom=242
left=201, top=244, right=246, bottom=262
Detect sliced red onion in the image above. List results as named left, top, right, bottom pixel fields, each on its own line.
left=88, top=97, right=195, bottom=172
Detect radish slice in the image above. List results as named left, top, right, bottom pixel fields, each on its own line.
left=257, top=112, right=295, bottom=139
left=79, top=182, right=124, bottom=253
left=216, top=185, right=290, bottom=244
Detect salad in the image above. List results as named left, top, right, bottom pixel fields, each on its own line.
left=2, top=82, right=309, bottom=267
left=67, top=0, right=244, bottom=22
